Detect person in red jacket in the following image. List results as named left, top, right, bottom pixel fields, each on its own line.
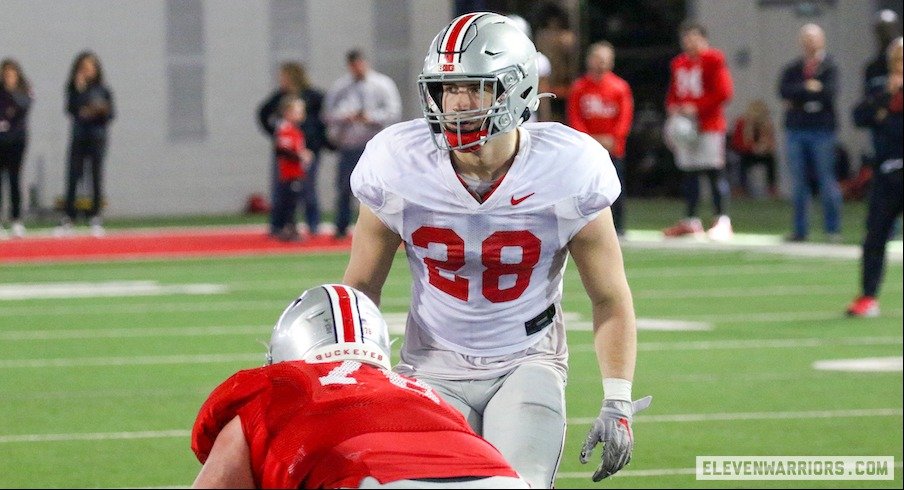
left=663, top=21, right=734, bottom=241
left=568, top=41, right=634, bottom=236
left=271, top=95, right=314, bottom=242
left=191, top=284, right=529, bottom=489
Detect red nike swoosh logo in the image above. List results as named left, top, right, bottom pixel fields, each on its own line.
left=511, top=193, right=535, bottom=206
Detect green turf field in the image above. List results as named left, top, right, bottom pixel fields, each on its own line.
left=1, top=239, right=901, bottom=487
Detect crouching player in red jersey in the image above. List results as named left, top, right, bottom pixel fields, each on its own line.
left=191, top=284, right=528, bottom=489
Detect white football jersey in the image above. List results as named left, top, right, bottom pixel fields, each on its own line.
left=351, top=119, right=619, bottom=358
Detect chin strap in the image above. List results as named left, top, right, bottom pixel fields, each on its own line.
left=443, top=128, right=488, bottom=153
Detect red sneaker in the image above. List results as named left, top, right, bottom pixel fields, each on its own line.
left=663, top=218, right=704, bottom=238
left=846, top=296, right=879, bottom=317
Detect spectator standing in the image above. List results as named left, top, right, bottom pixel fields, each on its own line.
left=257, top=62, right=327, bottom=237
left=57, top=51, right=114, bottom=238
left=847, top=37, right=903, bottom=318
left=323, top=49, right=401, bottom=239
left=730, top=99, right=778, bottom=198
left=0, top=58, right=32, bottom=239
left=270, top=96, right=314, bottom=242
left=778, top=24, right=842, bottom=242
left=533, top=2, right=578, bottom=123
left=662, top=21, right=734, bottom=241
left=568, top=41, right=634, bottom=236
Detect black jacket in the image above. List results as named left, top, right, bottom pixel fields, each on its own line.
left=257, top=88, right=328, bottom=154
left=854, top=85, right=903, bottom=167
left=0, top=87, right=32, bottom=143
left=778, top=55, right=838, bottom=130
left=67, top=82, right=114, bottom=139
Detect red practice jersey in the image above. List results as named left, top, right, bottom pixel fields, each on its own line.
left=192, top=360, right=518, bottom=488
left=567, top=71, right=634, bottom=158
left=275, top=120, right=306, bottom=182
left=666, top=48, right=734, bottom=132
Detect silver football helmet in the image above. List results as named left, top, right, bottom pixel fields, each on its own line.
left=267, top=284, right=392, bottom=370
left=418, top=12, right=540, bottom=152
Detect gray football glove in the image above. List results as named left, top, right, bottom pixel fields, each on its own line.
left=579, top=395, right=652, bottom=481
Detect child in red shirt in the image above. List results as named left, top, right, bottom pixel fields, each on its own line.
left=272, top=95, right=313, bottom=241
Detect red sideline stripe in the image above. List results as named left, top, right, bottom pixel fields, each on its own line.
left=330, top=285, right=357, bottom=343
left=0, top=228, right=353, bottom=264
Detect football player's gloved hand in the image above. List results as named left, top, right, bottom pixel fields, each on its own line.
left=579, top=395, right=652, bottom=482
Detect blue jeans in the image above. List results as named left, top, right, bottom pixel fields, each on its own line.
left=335, top=147, right=366, bottom=235
left=301, top=153, right=321, bottom=232
left=785, top=128, right=842, bottom=237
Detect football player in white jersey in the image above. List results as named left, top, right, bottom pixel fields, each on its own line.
left=342, top=12, right=650, bottom=488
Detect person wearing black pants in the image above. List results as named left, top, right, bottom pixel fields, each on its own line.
left=58, top=51, right=114, bottom=237
left=257, top=62, right=327, bottom=237
left=0, top=59, right=32, bottom=239
left=847, top=37, right=903, bottom=318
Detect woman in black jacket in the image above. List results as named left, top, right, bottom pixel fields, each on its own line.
left=0, top=58, right=32, bottom=239
left=58, top=51, right=115, bottom=237
left=257, top=62, right=326, bottom=237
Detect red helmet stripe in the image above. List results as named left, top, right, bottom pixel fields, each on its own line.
left=442, top=13, right=478, bottom=63
left=327, top=285, right=359, bottom=343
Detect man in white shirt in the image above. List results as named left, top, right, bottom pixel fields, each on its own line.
left=324, top=49, right=402, bottom=238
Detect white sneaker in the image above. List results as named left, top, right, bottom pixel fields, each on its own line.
left=11, top=221, right=25, bottom=238
left=90, top=217, right=106, bottom=238
left=54, top=219, right=75, bottom=237
left=707, top=215, right=734, bottom=242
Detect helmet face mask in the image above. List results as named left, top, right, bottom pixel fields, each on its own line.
left=267, top=284, right=392, bottom=370
left=419, top=13, right=539, bottom=152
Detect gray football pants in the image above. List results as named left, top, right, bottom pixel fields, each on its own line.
left=415, top=363, right=567, bottom=489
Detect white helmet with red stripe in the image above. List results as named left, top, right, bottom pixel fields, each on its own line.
left=419, top=12, right=540, bottom=152
left=267, top=284, right=392, bottom=370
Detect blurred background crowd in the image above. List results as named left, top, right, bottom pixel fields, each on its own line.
left=0, top=0, right=900, bottom=243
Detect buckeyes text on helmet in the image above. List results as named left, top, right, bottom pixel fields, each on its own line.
left=267, top=284, right=392, bottom=370
left=419, top=12, right=540, bottom=151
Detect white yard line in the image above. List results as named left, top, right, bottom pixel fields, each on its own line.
left=621, top=234, right=903, bottom=263
left=4, top=409, right=899, bottom=444
left=0, top=300, right=288, bottom=317
left=0, top=281, right=227, bottom=300
left=567, top=408, right=903, bottom=425
left=0, top=353, right=263, bottom=369
left=0, top=283, right=902, bottom=320
left=631, top=284, right=902, bottom=300
left=3, top=337, right=900, bottom=368
left=0, top=430, right=190, bottom=443
left=676, top=309, right=903, bottom=323
left=571, top=336, right=904, bottom=353
left=0, top=325, right=266, bottom=341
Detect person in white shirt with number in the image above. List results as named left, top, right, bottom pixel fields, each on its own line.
left=342, top=12, right=650, bottom=489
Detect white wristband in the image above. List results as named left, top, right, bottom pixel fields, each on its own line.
left=603, top=378, right=632, bottom=402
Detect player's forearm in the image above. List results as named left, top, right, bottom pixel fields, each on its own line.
left=592, top=302, right=637, bottom=382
